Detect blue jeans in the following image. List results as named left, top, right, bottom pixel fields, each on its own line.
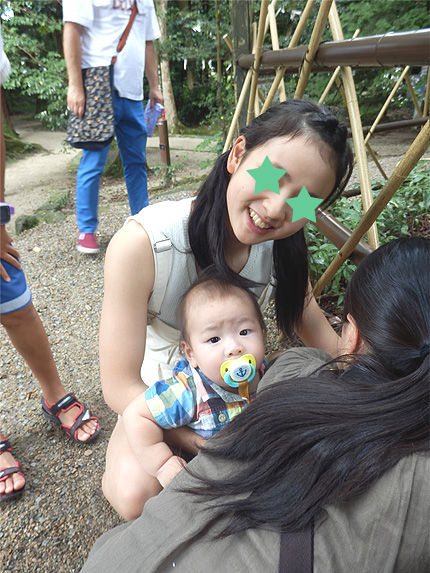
left=76, top=91, right=148, bottom=233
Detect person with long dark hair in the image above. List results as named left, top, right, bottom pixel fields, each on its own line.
left=83, top=238, right=429, bottom=572
left=100, top=99, right=353, bottom=519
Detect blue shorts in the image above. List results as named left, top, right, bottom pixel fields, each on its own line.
left=0, top=258, right=32, bottom=315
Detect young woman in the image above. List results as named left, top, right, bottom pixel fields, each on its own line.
left=100, top=99, right=353, bottom=519
left=83, top=237, right=429, bottom=572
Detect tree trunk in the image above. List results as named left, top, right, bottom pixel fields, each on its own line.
left=155, top=0, right=180, bottom=131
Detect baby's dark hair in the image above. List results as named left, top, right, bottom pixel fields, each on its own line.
left=178, top=273, right=266, bottom=345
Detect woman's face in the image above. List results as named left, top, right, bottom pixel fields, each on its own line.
left=225, top=135, right=337, bottom=246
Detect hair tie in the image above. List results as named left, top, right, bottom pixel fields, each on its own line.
left=419, top=343, right=429, bottom=358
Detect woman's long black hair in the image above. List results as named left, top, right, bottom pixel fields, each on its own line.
left=188, top=100, right=353, bottom=337
left=184, top=238, right=430, bottom=536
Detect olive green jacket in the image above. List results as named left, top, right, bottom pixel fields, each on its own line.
left=81, top=349, right=429, bottom=573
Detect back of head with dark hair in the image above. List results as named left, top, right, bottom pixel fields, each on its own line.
left=188, top=100, right=353, bottom=337
left=183, top=238, right=430, bottom=537
left=344, top=237, right=430, bottom=377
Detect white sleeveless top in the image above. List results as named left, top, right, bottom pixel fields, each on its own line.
left=127, top=198, right=274, bottom=384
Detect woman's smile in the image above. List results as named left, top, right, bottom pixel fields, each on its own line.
left=247, top=207, right=272, bottom=233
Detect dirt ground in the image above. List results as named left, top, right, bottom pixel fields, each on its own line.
left=0, top=119, right=428, bottom=572
left=5, top=118, right=217, bottom=225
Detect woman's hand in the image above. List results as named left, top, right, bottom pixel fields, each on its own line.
left=0, top=226, right=21, bottom=281
left=296, top=280, right=340, bottom=357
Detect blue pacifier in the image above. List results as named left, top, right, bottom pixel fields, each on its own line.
left=220, top=354, right=256, bottom=401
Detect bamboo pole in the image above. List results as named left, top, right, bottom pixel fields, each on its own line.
left=223, top=33, right=233, bottom=53
left=366, top=142, right=388, bottom=179
left=313, top=120, right=430, bottom=297
left=423, top=66, right=430, bottom=118
left=223, top=70, right=253, bottom=152
left=264, top=0, right=276, bottom=37
left=247, top=0, right=269, bottom=125
left=405, top=72, right=423, bottom=117
left=222, top=23, right=257, bottom=152
left=261, top=0, right=316, bottom=114
left=295, top=0, right=333, bottom=99
left=364, top=66, right=410, bottom=146
left=251, top=23, right=260, bottom=118
left=290, top=0, right=317, bottom=47
left=329, top=1, right=379, bottom=250
left=258, top=87, right=266, bottom=105
left=268, top=2, right=287, bottom=102
left=319, top=28, right=360, bottom=104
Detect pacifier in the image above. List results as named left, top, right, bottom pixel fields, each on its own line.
left=220, top=354, right=256, bottom=402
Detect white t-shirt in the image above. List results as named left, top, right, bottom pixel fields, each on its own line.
left=63, top=0, right=160, bottom=100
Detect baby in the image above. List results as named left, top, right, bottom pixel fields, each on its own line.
left=123, top=276, right=266, bottom=492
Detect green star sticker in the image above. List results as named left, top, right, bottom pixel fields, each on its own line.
left=247, top=156, right=287, bottom=196
left=285, top=187, right=323, bottom=223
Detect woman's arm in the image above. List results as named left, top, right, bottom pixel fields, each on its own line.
left=123, top=392, right=185, bottom=486
left=100, top=219, right=206, bottom=454
left=99, top=221, right=154, bottom=415
left=295, top=281, right=340, bottom=357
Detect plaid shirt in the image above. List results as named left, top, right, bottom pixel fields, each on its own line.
left=145, top=358, right=252, bottom=439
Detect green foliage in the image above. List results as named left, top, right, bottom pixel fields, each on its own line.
left=306, top=163, right=429, bottom=305
left=1, top=0, right=67, bottom=129
left=159, top=0, right=234, bottom=128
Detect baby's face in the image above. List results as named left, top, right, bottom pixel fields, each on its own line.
left=182, top=291, right=265, bottom=388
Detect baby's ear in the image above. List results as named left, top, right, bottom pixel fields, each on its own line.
left=182, top=341, right=198, bottom=367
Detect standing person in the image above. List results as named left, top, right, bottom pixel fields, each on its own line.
left=63, top=0, right=163, bottom=254
left=81, top=238, right=430, bottom=573
left=100, top=99, right=354, bottom=520
left=0, top=28, right=100, bottom=503
left=122, top=276, right=266, bottom=503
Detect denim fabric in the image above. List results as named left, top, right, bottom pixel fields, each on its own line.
left=75, top=90, right=148, bottom=233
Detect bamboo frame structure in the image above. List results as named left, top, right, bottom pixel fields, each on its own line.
left=295, top=0, right=333, bottom=99
left=238, top=29, right=430, bottom=71
left=261, top=0, right=316, bottom=113
left=318, top=28, right=360, bottom=104
left=313, top=120, right=430, bottom=296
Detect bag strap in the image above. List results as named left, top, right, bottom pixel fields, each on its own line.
left=147, top=236, right=172, bottom=322
left=278, top=521, right=314, bottom=573
left=111, top=1, right=138, bottom=65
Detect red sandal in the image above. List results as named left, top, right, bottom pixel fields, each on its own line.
left=0, top=437, right=26, bottom=502
left=41, top=394, right=101, bottom=443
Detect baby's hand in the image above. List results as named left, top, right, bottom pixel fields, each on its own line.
left=156, top=455, right=187, bottom=487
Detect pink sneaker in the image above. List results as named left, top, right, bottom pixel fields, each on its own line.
left=77, top=232, right=100, bottom=254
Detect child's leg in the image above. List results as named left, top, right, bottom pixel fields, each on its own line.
left=102, top=416, right=162, bottom=521
left=1, top=303, right=98, bottom=440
